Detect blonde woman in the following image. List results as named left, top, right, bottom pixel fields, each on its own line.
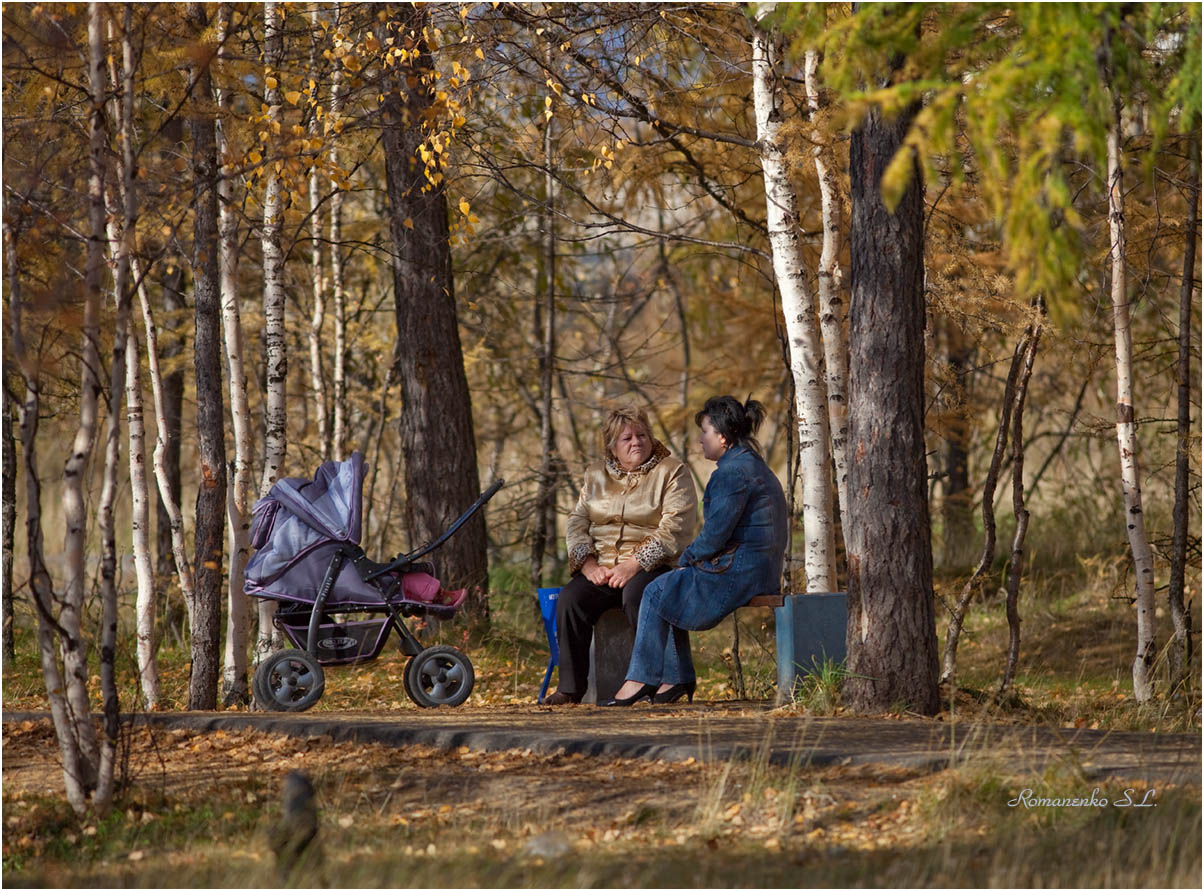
left=544, top=407, right=698, bottom=705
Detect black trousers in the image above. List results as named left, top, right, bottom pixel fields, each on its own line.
left=555, top=566, right=670, bottom=697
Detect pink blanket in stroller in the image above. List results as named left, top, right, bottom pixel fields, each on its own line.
left=401, top=572, right=467, bottom=609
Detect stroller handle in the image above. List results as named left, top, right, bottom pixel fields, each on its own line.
left=362, top=478, right=505, bottom=581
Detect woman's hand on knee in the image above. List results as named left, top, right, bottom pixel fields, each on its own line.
left=582, top=557, right=612, bottom=586
left=607, top=558, right=641, bottom=589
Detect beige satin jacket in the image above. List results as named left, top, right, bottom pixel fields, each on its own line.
left=565, top=441, right=698, bottom=574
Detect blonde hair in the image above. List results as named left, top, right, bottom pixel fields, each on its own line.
left=601, top=406, right=653, bottom=459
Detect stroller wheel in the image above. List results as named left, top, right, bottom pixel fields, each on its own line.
left=404, top=645, right=474, bottom=708
left=254, top=649, right=326, bottom=712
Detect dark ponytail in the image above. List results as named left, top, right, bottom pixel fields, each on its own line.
left=695, top=394, right=766, bottom=456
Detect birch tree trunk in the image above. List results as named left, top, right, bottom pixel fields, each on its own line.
left=751, top=8, right=836, bottom=592
left=126, top=314, right=160, bottom=708
left=7, top=216, right=92, bottom=813
left=1101, top=48, right=1157, bottom=703
left=216, top=2, right=251, bottom=705
left=257, top=0, right=287, bottom=660
left=329, top=40, right=348, bottom=461
left=187, top=1, right=228, bottom=711
left=121, top=157, right=159, bottom=707
left=307, top=5, right=330, bottom=460
left=59, top=2, right=107, bottom=786
left=804, top=48, right=850, bottom=530
left=8, top=227, right=90, bottom=813
left=1168, top=145, right=1198, bottom=699
left=135, top=261, right=197, bottom=636
left=92, top=7, right=144, bottom=811
left=154, top=264, right=185, bottom=591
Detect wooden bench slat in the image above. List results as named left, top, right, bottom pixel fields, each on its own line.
left=744, top=594, right=785, bottom=608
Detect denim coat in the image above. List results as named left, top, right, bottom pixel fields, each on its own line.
left=642, top=444, right=788, bottom=631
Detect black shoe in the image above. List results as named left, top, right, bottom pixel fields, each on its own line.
left=542, top=690, right=581, bottom=706
left=653, top=681, right=696, bottom=704
left=599, top=683, right=657, bottom=707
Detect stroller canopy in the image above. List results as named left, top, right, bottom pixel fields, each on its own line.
left=244, top=452, right=367, bottom=591
left=272, top=451, right=364, bottom=543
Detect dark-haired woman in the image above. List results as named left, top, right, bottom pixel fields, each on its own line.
left=603, top=396, right=788, bottom=706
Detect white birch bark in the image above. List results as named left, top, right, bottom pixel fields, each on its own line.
left=113, top=7, right=157, bottom=709
left=257, top=0, right=287, bottom=660
left=7, top=220, right=90, bottom=815
left=134, top=256, right=197, bottom=623
left=307, top=5, right=330, bottom=459
left=94, top=230, right=122, bottom=803
left=216, top=3, right=252, bottom=702
left=804, top=49, right=850, bottom=526
left=329, top=11, right=347, bottom=461
left=60, top=3, right=107, bottom=784
left=92, top=8, right=145, bottom=811
left=126, top=315, right=160, bottom=708
left=751, top=7, right=836, bottom=592
left=1105, top=94, right=1157, bottom=702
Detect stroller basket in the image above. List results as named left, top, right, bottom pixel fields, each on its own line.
left=244, top=452, right=502, bottom=710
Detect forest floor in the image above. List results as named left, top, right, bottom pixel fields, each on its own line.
left=3, top=571, right=1201, bottom=887
left=2, top=707, right=1200, bottom=888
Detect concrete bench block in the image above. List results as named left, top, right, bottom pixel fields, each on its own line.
left=775, top=592, right=847, bottom=706
left=582, top=608, right=634, bottom=705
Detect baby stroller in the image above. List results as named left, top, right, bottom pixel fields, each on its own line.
left=244, top=451, right=502, bottom=711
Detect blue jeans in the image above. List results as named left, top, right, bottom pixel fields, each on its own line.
left=625, top=581, right=695, bottom=685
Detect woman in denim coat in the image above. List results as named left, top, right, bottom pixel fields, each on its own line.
left=603, top=395, right=788, bottom=705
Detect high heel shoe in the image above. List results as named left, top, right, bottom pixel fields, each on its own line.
left=599, top=683, right=657, bottom=707
left=653, top=681, right=696, bottom=704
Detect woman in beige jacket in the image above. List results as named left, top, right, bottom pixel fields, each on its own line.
left=544, top=406, right=698, bottom=705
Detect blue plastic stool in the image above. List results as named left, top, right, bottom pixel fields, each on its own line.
left=537, top=587, right=561, bottom=703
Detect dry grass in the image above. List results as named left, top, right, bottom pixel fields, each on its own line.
left=3, top=716, right=1198, bottom=888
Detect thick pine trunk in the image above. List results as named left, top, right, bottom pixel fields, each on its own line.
left=844, top=99, right=940, bottom=715
left=379, top=5, right=489, bottom=620
left=187, top=1, right=228, bottom=711
left=1102, top=64, right=1157, bottom=703
left=1168, top=148, right=1198, bottom=699
left=751, top=12, right=836, bottom=592
left=216, top=3, right=251, bottom=706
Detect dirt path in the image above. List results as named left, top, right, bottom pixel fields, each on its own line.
left=5, top=703, right=1197, bottom=783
